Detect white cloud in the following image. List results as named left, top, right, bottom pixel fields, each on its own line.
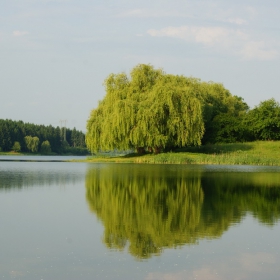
left=145, top=251, right=279, bottom=280
left=239, top=252, right=276, bottom=272
left=13, top=30, right=29, bottom=37
left=189, top=27, right=232, bottom=45
left=227, top=18, right=247, bottom=25
left=147, top=25, right=279, bottom=60
left=240, top=41, right=279, bottom=60
left=148, top=26, right=245, bottom=46
left=116, top=4, right=255, bottom=24
left=146, top=267, right=224, bottom=280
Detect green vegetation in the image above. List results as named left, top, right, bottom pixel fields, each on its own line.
left=24, top=135, right=40, bottom=153
left=12, top=141, right=21, bottom=152
left=207, top=98, right=280, bottom=143
left=86, top=64, right=280, bottom=155
left=86, top=64, right=247, bottom=154
left=0, top=119, right=89, bottom=155
left=86, top=64, right=280, bottom=165
left=246, top=98, right=280, bottom=140
left=85, top=164, right=280, bottom=259
left=86, top=141, right=280, bottom=166
left=2, top=65, right=280, bottom=158
left=40, top=140, right=52, bottom=154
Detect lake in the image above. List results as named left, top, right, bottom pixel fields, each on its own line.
left=1, top=158, right=280, bottom=280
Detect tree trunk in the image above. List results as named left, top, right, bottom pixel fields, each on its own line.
left=153, top=146, right=161, bottom=154
left=136, top=147, right=145, bottom=154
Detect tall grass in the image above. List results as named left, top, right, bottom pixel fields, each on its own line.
left=86, top=141, right=280, bottom=166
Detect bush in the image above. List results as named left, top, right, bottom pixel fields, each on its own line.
left=12, top=141, right=21, bottom=152
left=40, top=140, right=52, bottom=154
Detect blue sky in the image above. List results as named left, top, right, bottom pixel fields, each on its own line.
left=1, top=0, right=279, bottom=131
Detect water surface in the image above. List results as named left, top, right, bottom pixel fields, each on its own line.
left=1, top=161, right=280, bottom=279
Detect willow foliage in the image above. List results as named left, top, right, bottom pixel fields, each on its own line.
left=86, top=64, right=245, bottom=153
left=85, top=164, right=205, bottom=258
left=85, top=164, right=280, bottom=259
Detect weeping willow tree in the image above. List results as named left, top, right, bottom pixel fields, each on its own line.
left=86, top=64, right=249, bottom=152
left=86, top=64, right=205, bottom=153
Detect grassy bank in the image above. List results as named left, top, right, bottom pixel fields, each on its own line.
left=85, top=141, right=280, bottom=166
left=0, top=151, right=23, bottom=155
left=0, top=151, right=88, bottom=156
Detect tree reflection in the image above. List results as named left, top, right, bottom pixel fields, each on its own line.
left=86, top=165, right=204, bottom=258
left=0, top=166, right=84, bottom=190
left=85, top=165, right=280, bottom=259
left=201, top=172, right=280, bottom=226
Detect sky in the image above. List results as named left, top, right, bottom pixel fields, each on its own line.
left=1, top=0, right=280, bottom=131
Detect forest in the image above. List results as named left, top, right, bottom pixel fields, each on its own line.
left=0, top=119, right=88, bottom=155
left=86, top=64, right=280, bottom=154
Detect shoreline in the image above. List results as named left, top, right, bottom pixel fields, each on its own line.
left=1, top=141, right=280, bottom=166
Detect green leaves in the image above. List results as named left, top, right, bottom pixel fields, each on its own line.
left=246, top=98, right=280, bottom=140
left=24, top=136, right=40, bottom=153
left=86, top=64, right=247, bottom=152
left=12, top=141, right=21, bottom=152
left=40, top=140, right=52, bottom=154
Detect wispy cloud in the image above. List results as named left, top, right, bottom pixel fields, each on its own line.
left=227, top=18, right=247, bottom=25
left=147, top=25, right=279, bottom=60
left=13, top=30, right=29, bottom=37
left=117, top=9, right=189, bottom=18
left=148, top=26, right=242, bottom=45
left=146, top=267, right=223, bottom=280
left=117, top=4, right=254, bottom=24
left=145, top=251, right=279, bottom=280
left=240, top=41, right=278, bottom=61
left=239, top=252, right=276, bottom=272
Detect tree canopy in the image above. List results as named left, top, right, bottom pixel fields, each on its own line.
left=40, top=140, right=52, bottom=154
left=0, top=119, right=87, bottom=154
left=24, top=136, right=40, bottom=153
left=206, top=98, right=280, bottom=143
left=86, top=64, right=247, bottom=153
left=246, top=98, right=280, bottom=140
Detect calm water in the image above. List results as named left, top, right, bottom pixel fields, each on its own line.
left=0, top=159, right=280, bottom=280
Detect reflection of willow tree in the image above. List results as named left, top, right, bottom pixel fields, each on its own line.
left=202, top=172, right=280, bottom=225
left=86, top=165, right=228, bottom=259
left=86, top=165, right=280, bottom=259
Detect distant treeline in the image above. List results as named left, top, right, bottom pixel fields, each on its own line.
left=0, top=119, right=88, bottom=154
